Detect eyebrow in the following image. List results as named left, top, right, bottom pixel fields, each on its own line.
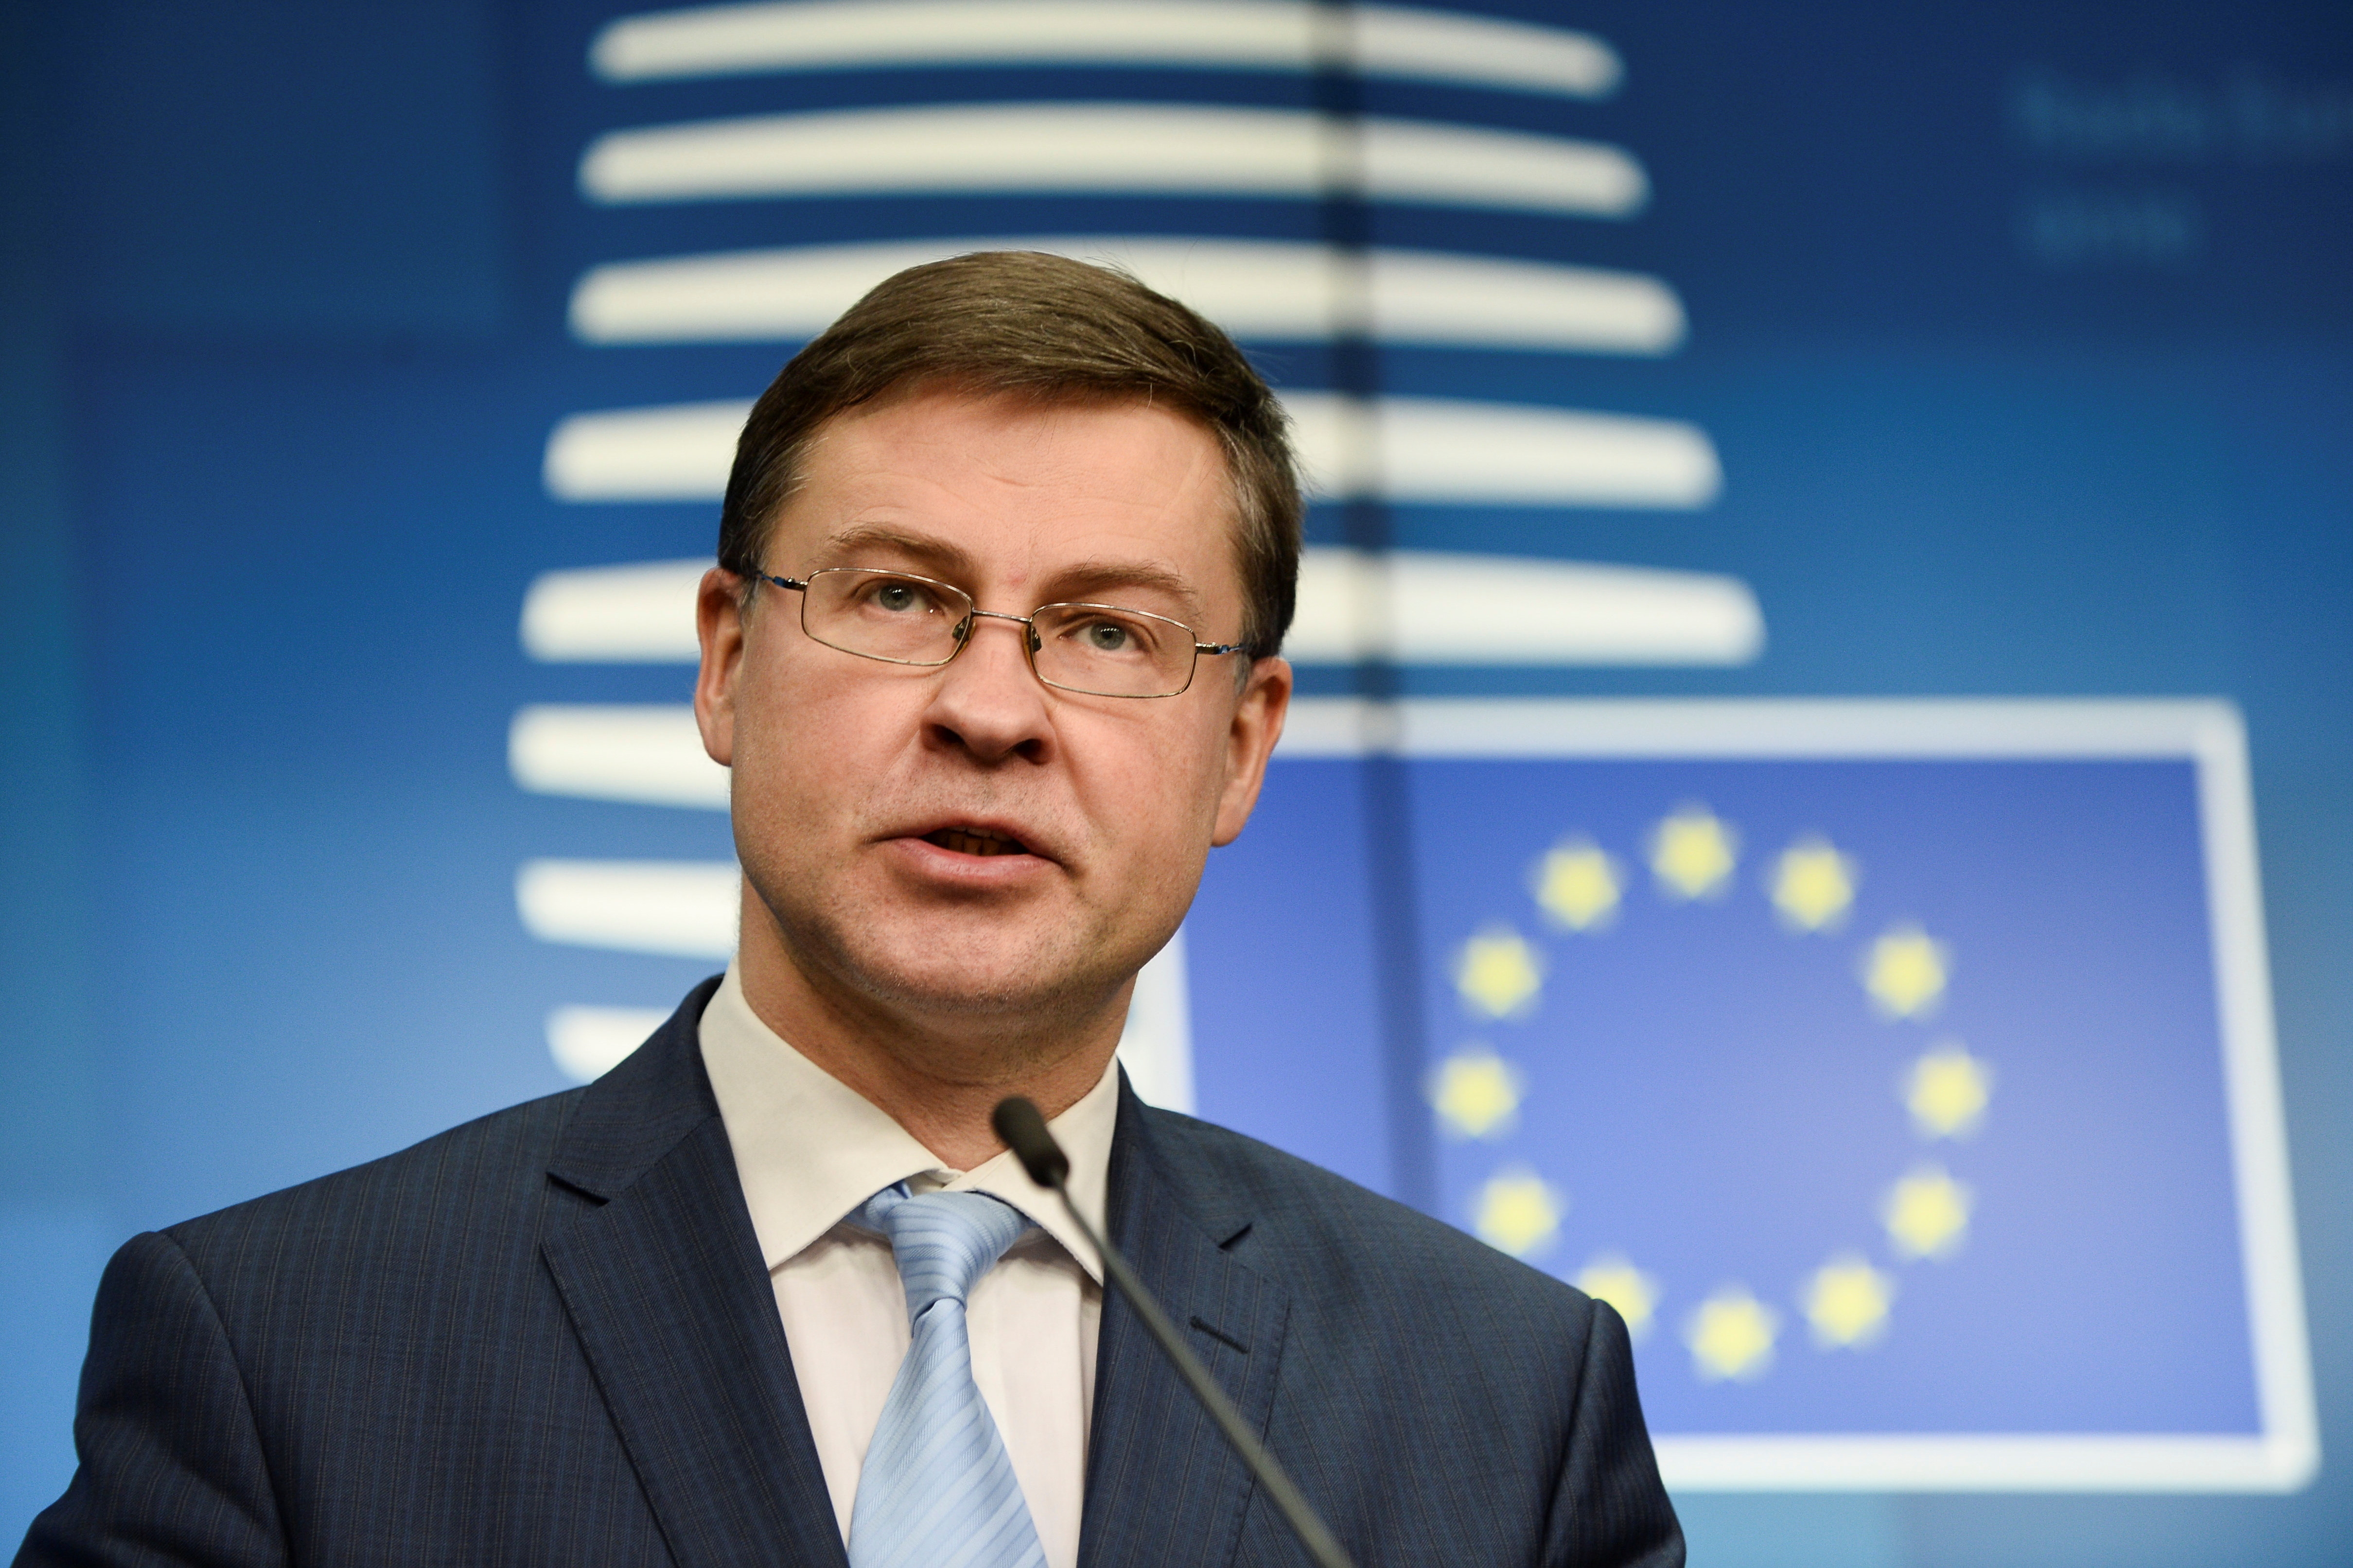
left=812, top=523, right=982, bottom=582
left=815, top=523, right=1209, bottom=622
left=1038, top=560, right=1205, bottom=622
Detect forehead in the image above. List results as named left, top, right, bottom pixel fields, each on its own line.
left=769, top=387, right=1242, bottom=592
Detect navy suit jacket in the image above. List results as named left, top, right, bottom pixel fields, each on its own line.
left=20, top=978, right=1683, bottom=1567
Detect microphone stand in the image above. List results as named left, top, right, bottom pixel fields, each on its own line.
left=992, top=1098, right=1357, bottom=1568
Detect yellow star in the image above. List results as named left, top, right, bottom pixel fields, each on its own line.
left=1883, top=1164, right=1973, bottom=1260
left=1576, top=1254, right=1661, bottom=1342
left=1473, top=1166, right=1565, bottom=1259
left=1686, top=1286, right=1779, bottom=1381
left=1428, top=1047, right=1525, bottom=1140
left=1771, top=836, right=1859, bottom=932
left=1648, top=805, right=1738, bottom=900
left=1803, top=1254, right=1896, bottom=1348
left=1453, top=925, right=1544, bottom=1018
left=1904, top=1043, right=1993, bottom=1139
left=1864, top=925, right=1950, bottom=1018
left=1534, top=839, right=1622, bottom=932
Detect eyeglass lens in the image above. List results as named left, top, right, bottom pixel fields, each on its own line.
left=799, top=568, right=1201, bottom=698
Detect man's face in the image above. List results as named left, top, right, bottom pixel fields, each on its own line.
left=695, top=385, right=1291, bottom=1046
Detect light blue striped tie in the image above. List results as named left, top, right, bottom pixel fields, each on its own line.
left=848, top=1183, right=1049, bottom=1568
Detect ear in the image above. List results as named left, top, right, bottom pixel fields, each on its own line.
left=1210, top=656, right=1292, bottom=847
left=694, top=567, right=750, bottom=767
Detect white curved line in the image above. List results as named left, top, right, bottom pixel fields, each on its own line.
left=1368, top=248, right=1681, bottom=354
left=547, top=1005, right=672, bottom=1082
left=516, top=859, right=740, bottom=958
left=510, top=703, right=728, bottom=807
left=594, top=0, right=1306, bottom=78
left=570, top=237, right=1684, bottom=354
left=514, top=547, right=1757, bottom=672
left=1363, top=116, right=1645, bottom=216
left=1282, top=393, right=1721, bottom=508
left=521, top=557, right=712, bottom=654
left=542, top=393, right=1718, bottom=508
left=590, top=0, right=1621, bottom=100
left=542, top=400, right=748, bottom=502
left=1353, top=5, right=1619, bottom=98
left=579, top=103, right=1647, bottom=217
left=1287, top=550, right=1759, bottom=665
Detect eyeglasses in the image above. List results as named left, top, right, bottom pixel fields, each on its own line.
left=755, top=566, right=1247, bottom=699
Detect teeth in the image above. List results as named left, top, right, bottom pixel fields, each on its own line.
left=929, top=827, right=1027, bottom=857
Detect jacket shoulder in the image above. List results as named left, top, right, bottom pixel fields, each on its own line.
left=160, top=1087, right=586, bottom=1272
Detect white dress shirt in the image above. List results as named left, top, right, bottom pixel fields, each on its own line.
left=698, top=965, right=1116, bottom=1568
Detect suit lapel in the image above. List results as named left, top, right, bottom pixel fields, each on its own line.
left=540, top=979, right=847, bottom=1568
left=1079, top=1086, right=1292, bottom=1568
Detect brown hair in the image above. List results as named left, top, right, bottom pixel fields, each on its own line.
left=716, top=250, right=1302, bottom=657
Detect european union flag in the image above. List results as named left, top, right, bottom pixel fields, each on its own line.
left=1184, top=699, right=2314, bottom=1491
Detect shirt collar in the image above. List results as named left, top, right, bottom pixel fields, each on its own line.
left=699, top=962, right=1116, bottom=1283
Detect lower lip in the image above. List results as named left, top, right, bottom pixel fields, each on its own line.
left=887, top=835, right=1055, bottom=884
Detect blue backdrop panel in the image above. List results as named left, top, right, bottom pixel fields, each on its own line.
left=1184, top=706, right=2306, bottom=1490
left=1411, top=756, right=2245, bottom=1435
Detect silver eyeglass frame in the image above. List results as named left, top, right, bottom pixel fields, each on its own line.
left=755, top=565, right=1248, bottom=699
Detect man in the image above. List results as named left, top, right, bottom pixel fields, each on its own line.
left=19, top=253, right=1682, bottom=1567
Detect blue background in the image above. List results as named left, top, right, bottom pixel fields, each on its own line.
left=4, top=1, right=2350, bottom=1563
left=1410, top=758, right=2248, bottom=1436
left=1193, top=752, right=2265, bottom=1442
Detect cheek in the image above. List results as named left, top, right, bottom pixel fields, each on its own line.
left=731, top=662, right=897, bottom=825
left=1072, top=713, right=1230, bottom=862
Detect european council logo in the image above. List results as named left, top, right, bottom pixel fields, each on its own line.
left=1264, top=697, right=2316, bottom=1492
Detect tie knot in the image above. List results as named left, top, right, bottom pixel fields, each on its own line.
left=856, top=1185, right=1035, bottom=1321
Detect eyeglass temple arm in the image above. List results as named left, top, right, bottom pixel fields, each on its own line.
left=757, top=573, right=808, bottom=592
left=1196, top=641, right=1247, bottom=656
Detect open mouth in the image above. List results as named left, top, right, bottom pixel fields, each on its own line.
left=923, top=825, right=1032, bottom=858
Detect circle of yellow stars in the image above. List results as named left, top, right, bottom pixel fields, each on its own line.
left=1431, top=801, right=1994, bottom=1384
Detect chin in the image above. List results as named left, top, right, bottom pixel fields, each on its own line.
left=825, top=914, right=1128, bottom=1022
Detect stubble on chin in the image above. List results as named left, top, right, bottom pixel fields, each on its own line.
left=742, top=851, right=1141, bottom=1045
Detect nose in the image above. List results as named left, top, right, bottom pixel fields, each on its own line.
left=921, top=610, right=1054, bottom=765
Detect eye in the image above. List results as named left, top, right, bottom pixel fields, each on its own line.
left=1082, top=620, right=1132, bottom=652
left=866, top=577, right=931, bottom=613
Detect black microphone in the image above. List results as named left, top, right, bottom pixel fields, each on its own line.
left=993, top=1096, right=1356, bottom=1568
